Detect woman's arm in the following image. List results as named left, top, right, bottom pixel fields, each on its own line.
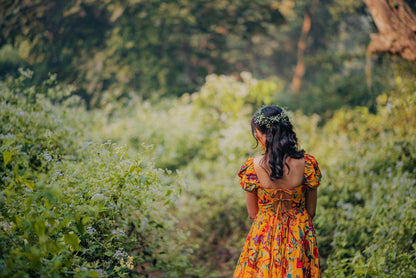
left=245, top=191, right=259, bottom=220
left=305, top=188, right=318, bottom=219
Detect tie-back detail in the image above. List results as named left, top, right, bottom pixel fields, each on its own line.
left=258, top=189, right=305, bottom=214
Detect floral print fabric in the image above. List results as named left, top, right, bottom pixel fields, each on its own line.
left=233, top=154, right=322, bottom=278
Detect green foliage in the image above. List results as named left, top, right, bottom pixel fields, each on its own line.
left=98, top=73, right=278, bottom=170
left=95, top=72, right=416, bottom=277
left=316, top=80, right=416, bottom=277
left=2, top=0, right=404, bottom=115
left=0, top=72, right=195, bottom=277
left=0, top=0, right=285, bottom=106
left=91, top=73, right=280, bottom=274
left=1, top=68, right=415, bottom=277
left=0, top=44, right=27, bottom=78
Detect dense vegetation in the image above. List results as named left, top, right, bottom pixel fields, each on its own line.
left=0, top=72, right=196, bottom=277
left=1, top=69, right=415, bottom=277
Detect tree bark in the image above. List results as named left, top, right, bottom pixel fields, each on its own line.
left=292, top=0, right=319, bottom=93
left=364, top=0, right=416, bottom=61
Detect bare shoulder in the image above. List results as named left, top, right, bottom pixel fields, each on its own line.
left=253, top=156, right=265, bottom=166
left=285, top=156, right=305, bottom=171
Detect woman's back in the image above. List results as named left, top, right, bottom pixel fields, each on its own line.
left=233, top=154, right=322, bottom=278
left=233, top=105, right=322, bottom=278
left=253, top=155, right=305, bottom=190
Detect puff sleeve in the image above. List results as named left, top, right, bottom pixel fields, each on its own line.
left=303, top=154, right=322, bottom=189
left=238, top=158, right=260, bottom=192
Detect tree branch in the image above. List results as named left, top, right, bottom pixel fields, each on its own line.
left=364, top=0, right=416, bottom=61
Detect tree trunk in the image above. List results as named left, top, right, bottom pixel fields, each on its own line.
left=364, top=0, right=416, bottom=61
left=292, top=0, right=319, bottom=93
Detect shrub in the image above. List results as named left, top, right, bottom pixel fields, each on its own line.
left=0, top=71, right=194, bottom=277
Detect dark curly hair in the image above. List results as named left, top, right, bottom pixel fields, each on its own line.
left=251, top=105, right=304, bottom=181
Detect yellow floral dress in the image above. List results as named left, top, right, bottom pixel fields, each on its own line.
left=233, top=154, right=321, bottom=278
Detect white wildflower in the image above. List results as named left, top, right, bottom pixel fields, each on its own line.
left=113, top=248, right=128, bottom=261
left=111, top=229, right=126, bottom=238
left=86, top=226, right=97, bottom=235
left=43, top=152, right=53, bottom=162
left=1, top=222, right=11, bottom=231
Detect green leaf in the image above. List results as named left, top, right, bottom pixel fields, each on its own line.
left=24, top=180, right=35, bottom=191
left=63, top=231, right=81, bottom=251
left=82, top=216, right=90, bottom=225
left=3, top=151, right=13, bottom=166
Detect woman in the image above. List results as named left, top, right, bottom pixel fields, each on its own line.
left=233, top=105, right=321, bottom=278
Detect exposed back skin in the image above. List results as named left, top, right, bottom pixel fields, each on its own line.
left=253, top=155, right=305, bottom=189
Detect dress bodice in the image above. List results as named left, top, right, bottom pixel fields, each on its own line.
left=257, top=186, right=306, bottom=214
left=238, top=154, right=321, bottom=214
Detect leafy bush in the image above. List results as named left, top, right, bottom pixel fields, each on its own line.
left=0, top=71, right=194, bottom=277
left=1, top=70, right=415, bottom=277
left=315, top=80, right=416, bottom=277
left=94, top=72, right=416, bottom=277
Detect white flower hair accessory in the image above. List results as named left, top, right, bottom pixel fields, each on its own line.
left=254, top=106, right=290, bottom=128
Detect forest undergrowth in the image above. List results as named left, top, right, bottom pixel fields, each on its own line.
left=1, top=71, right=415, bottom=277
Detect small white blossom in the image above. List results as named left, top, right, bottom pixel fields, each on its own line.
left=113, top=248, right=128, bottom=261
left=0, top=133, right=16, bottom=139
left=86, top=226, right=97, bottom=235
left=111, top=229, right=126, bottom=238
left=43, top=152, right=53, bottom=162
left=1, top=222, right=11, bottom=231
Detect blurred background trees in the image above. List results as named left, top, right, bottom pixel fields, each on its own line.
left=1, top=0, right=415, bottom=112
left=0, top=0, right=285, bottom=106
